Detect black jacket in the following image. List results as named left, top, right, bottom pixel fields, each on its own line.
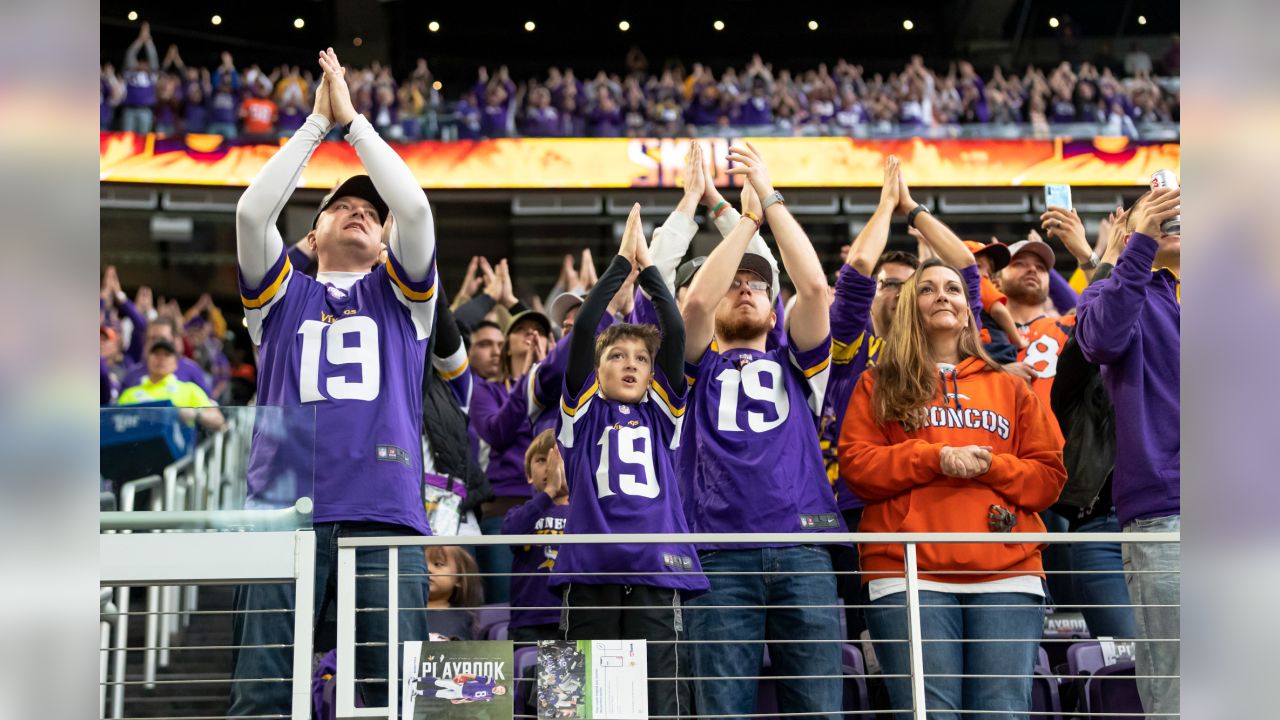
left=423, top=288, right=493, bottom=513
left=1049, top=263, right=1116, bottom=526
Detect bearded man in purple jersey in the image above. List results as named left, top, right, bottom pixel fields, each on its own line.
left=228, top=48, right=440, bottom=716
left=680, top=142, right=844, bottom=719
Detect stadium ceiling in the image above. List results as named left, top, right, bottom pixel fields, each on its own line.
left=103, top=0, right=1177, bottom=83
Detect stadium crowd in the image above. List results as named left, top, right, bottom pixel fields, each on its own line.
left=102, top=22, right=1180, bottom=141
left=100, top=45, right=1180, bottom=720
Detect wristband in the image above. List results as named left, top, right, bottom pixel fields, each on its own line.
left=742, top=211, right=761, bottom=230
left=712, top=200, right=729, bottom=219
left=906, top=204, right=930, bottom=228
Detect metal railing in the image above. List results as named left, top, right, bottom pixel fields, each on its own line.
left=332, top=531, right=1179, bottom=720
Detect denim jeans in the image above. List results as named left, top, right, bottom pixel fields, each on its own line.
left=865, top=590, right=1044, bottom=720
left=1122, top=514, right=1179, bottom=719
left=687, top=546, right=843, bottom=719
left=476, top=515, right=512, bottom=604
left=227, top=522, right=430, bottom=716
left=206, top=121, right=238, bottom=139
left=120, top=107, right=153, bottom=134
left=1070, top=513, right=1137, bottom=640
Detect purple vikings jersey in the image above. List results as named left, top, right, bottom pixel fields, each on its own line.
left=553, top=368, right=708, bottom=594
left=240, top=247, right=438, bottom=534
left=686, top=332, right=845, bottom=547
left=501, top=493, right=570, bottom=629
left=461, top=677, right=497, bottom=701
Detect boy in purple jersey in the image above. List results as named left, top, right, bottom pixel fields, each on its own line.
left=228, top=48, right=437, bottom=717
left=680, top=142, right=843, bottom=718
left=556, top=204, right=707, bottom=719
left=501, top=430, right=570, bottom=643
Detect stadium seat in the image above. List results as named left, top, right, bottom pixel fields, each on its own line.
left=1038, top=646, right=1051, bottom=672
left=486, top=620, right=509, bottom=641
left=1084, top=661, right=1143, bottom=719
left=513, top=645, right=538, bottom=714
left=1031, top=667, right=1064, bottom=720
left=474, top=603, right=510, bottom=638
left=1067, top=641, right=1106, bottom=677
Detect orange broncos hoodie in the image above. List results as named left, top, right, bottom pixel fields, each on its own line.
left=838, top=355, right=1066, bottom=585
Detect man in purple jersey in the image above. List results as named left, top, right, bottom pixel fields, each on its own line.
left=680, top=143, right=843, bottom=718
left=556, top=204, right=707, bottom=718
left=227, top=48, right=438, bottom=716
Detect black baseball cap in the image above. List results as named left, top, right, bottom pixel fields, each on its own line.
left=312, top=175, right=389, bottom=229
left=674, top=256, right=707, bottom=290
left=737, top=252, right=776, bottom=297
left=148, top=338, right=177, bottom=355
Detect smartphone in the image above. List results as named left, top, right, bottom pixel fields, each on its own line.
left=1044, top=184, right=1072, bottom=210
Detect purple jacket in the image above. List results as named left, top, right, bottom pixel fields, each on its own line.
left=500, top=492, right=569, bottom=628
left=1074, top=232, right=1180, bottom=526
left=470, top=377, right=533, bottom=499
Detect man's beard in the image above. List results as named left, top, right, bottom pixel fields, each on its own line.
left=716, top=311, right=773, bottom=343
left=1003, top=279, right=1048, bottom=306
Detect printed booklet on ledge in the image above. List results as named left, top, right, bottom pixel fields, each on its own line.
left=402, top=640, right=514, bottom=719
left=536, top=639, right=647, bottom=719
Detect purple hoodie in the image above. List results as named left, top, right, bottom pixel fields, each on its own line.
left=500, top=492, right=569, bottom=628
left=470, top=378, right=533, bottom=499
left=1074, top=232, right=1180, bottom=526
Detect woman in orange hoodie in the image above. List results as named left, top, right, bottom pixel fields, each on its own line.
left=839, top=258, right=1066, bottom=719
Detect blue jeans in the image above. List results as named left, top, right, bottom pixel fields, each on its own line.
left=120, top=107, right=153, bottom=134
left=1122, top=514, right=1179, bottom=719
left=687, top=546, right=843, bottom=719
left=1070, top=514, right=1137, bottom=640
left=866, top=591, right=1044, bottom=720
left=206, top=122, right=238, bottom=139
left=227, top=522, right=429, bottom=716
left=476, top=514, right=513, bottom=604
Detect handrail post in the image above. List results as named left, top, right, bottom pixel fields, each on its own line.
left=385, top=547, right=399, bottom=720
left=291, top=530, right=316, bottom=720
left=336, top=545, right=358, bottom=718
left=904, top=542, right=928, bottom=720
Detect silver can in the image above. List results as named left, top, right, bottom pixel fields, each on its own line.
left=1149, top=169, right=1180, bottom=235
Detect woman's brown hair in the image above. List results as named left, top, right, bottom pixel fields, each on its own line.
left=871, top=259, right=1003, bottom=429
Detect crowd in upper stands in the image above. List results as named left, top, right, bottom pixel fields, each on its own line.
left=102, top=22, right=1180, bottom=141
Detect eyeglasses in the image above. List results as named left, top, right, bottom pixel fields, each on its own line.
left=729, top=278, right=770, bottom=293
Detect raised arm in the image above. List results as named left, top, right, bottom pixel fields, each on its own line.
left=235, top=77, right=332, bottom=286
left=1076, top=188, right=1179, bottom=364
left=566, top=204, right=644, bottom=396
left=124, top=22, right=157, bottom=71
left=647, top=141, right=706, bottom=290
left=632, top=220, right=686, bottom=395
left=681, top=191, right=759, bottom=363
left=319, top=48, right=435, bottom=282
left=846, top=155, right=900, bottom=277
left=726, top=141, right=829, bottom=351
left=896, top=169, right=976, bottom=271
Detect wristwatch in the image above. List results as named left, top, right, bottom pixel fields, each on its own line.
left=1079, top=251, right=1101, bottom=271
left=761, top=190, right=786, bottom=212
left=907, top=204, right=930, bottom=228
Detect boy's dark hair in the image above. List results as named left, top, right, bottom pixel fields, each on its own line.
left=524, top=428, right=557, bottom=479
left=593, top=323, right=660, bottom=368
left=872, top=250, right=921, bottom=277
